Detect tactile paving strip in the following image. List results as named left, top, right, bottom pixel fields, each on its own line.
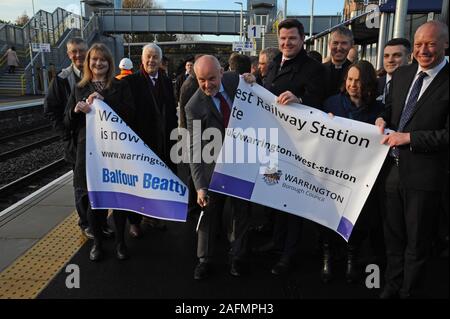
left=0, top=211, right=86, bottom=299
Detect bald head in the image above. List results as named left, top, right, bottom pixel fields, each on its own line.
left=194, top=55, right=221, bottom=74
left=194, top=55, right=223, bottom=96
left=414, top=21, right=449, bottom=70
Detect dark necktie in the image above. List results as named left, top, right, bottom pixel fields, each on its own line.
left=398, top=71, right=428, bottom=132
left=279, top=58, right=286, bottom=70
left=391, top=71, right=428, bottom=158
left=215, top=92, right=231, bottom=128
left=382, top=79, right=391, bottom=104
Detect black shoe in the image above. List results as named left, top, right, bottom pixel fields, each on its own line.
left=194, top=262, right=210, bottom=280
left=271, top=259, right=290, bottom=275
left=230, top=260, right=243, bottom=277
left=116, top=242, right=129, bottom=260
left=82, top=227, right=94, bottom=240
left=102, top=226, right=115, bottom=238
left=89, top=243, right=103, bottom=261
left=379, top=287, right=399, bottom=299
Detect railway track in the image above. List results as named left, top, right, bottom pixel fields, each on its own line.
left=0, top=158, right=67, bottom=199
left=0, top=125, right=52, bottom=144
left=0, top=135, right=60, bottom=161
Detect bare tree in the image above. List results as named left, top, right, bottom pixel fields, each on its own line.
left=176, top=34, right=200, bottom=42
left=15, top=11, right=30, bottom=26
left=123, top=0, right=155, bottom=8
left=122, top=0, right=176, bottom=44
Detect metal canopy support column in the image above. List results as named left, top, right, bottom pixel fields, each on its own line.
left=376, top=12, right=388, bottom=70
left=393, top=0, right=408, bottom=38
left=441, top=0, right=449, bottom=24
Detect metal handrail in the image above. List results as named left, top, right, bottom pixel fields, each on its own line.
left=98, top=8, right=249, bottom=16
left=0, top=7, right=76, bottom=46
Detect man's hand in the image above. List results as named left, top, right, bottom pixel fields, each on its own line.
left=375, top=117, right=386, bottom=134
left=277, top=91, right=301, bottom=105
left=242, top=73, right=256, bottom=84
left=197, top=189, right=209, bottom=208
left=380, top=131, right=411, bottom=147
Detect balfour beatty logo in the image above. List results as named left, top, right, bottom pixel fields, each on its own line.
left=102, top=168, right=187, bottom=196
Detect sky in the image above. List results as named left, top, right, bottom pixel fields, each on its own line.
left=0, top=0, right=345, bottom=41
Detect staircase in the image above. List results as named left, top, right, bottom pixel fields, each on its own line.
left=254, top=33, right=279, bottom=54
left=0, top=67, right=25, bottom=96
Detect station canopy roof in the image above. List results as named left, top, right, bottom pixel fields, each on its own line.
left=380, top=0, right=443, bottom=13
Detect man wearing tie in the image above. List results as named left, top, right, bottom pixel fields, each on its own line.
left=124, top=43, right=178, bottom=233
left=376, top=21, right=449, bottom=298
left=185, top=55, right=251, bottom=280
left=377, top=38, right=411, bottom=104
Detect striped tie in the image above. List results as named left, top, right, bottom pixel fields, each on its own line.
left=391, top=71, right=428, bottom=158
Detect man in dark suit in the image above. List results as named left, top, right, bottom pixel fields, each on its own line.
left=323, top=26, right=353, bottom=97
left=377, top=38, right=411, bottom=103
left=124, top=43, right=178, bottom=232
left=185, top=55, right=251, bottom=280
left=257, top=18, right=327, bottom=275
left=174, top=57, right=194, bottom=105
left=376, top=21, right=449, bottom=298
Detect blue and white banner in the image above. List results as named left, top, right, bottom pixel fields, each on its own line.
left=209, top=78, right=389, bottom=241
left=86, top=100, right=188, bottom=222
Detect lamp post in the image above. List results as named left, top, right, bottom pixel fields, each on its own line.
left=234, top=1, right=243, bottom=42
left=310, top=0, right=314, bottom=38
left=80, top=1, right=84, bottom=39
left=32, top=0, right=48, bottom=94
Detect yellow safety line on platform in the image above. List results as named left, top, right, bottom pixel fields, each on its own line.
left=0, top=211, right=87, bottom=299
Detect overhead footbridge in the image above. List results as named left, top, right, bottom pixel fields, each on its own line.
left=98, top=8, right=246, bottom=35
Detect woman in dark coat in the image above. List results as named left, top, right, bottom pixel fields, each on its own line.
left=65, top=43, right=135, bottom=261
left=320, top=60, right=385, bottom=283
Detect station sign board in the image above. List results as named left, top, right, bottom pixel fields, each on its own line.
left=232, top=41, right=254, bottom=52
left=31, top=43, right=51, bottom=53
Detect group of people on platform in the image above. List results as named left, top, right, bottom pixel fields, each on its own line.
left=43, top=17, right=448, bottom=299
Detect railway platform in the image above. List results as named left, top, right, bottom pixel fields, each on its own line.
left=0, top=171, right=448, bottom=303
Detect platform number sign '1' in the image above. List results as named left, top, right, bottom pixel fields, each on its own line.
left=248, top=25, right=262, bottom=39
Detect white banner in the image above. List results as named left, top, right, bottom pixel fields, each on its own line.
left=86, top=100, right=188, bottom=222
left=209, top=79, right=389, bottom=241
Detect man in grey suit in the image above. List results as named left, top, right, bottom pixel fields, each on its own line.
left=185, top=55, right=251, bottom=280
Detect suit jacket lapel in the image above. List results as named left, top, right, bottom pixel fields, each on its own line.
left=410, top=63, right=449, bottom=118
left=201, top=92, right=223, bottom=125
left=392, top=64, right=418, bottom=125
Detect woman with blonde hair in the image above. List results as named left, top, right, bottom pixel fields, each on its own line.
left=65, top=43, right=135, bottom=262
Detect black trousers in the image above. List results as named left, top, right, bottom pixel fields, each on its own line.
left=197, top=192, right=251, bottom=263
left=272, top=211, right=303, bottom=261
left=382, top=161, right=440, bottom=297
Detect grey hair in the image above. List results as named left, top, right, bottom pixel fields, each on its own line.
left=66, top=37, right=87, bottom=49
left=330, top=26, right=354, bottom=44
left=260, top=47, right=280, bottom=62
left=142, top=43, right=162, bottom=58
